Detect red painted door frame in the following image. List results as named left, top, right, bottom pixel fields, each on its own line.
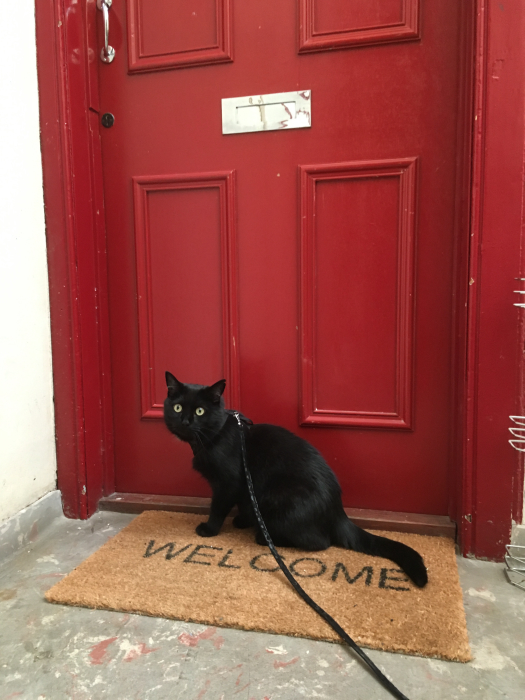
left=35, top=0, right=524, bottom=560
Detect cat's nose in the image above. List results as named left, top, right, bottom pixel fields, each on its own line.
left=181, top=417, right=191, bottom=427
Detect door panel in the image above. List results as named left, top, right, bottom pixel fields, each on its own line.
left=133, top=172, right=239, bottom=421
left=298, top=0, right=420, bottom=52
left=99, top=0, right=461, bottom=515
left=300, top=159, right=416, bottom=430
left=127, top=0, right=232, bottom=72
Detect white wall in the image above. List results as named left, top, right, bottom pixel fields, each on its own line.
left=0, top=1, right=57, bottom=522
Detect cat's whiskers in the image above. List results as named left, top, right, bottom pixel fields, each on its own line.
left=195, top=425, right=217, bottom=445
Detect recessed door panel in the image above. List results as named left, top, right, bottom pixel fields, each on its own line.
left=299, top=0, right=420, bottom=52
left=127, top=0, right=232, bottom=72
left=300, top=159, right=416, bottom=429
left=133, top=173, right=239, bottom=420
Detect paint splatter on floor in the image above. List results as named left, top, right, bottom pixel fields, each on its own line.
left=273, top=656, right=299, bottom=670
left=178, top=627, right=224, bottom=649
left=89, top=637, right=118, bottom=665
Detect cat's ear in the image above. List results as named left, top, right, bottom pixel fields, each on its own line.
left=165, top=371, right=182, bottom=398
left=208, top=379, right=226, bottom=403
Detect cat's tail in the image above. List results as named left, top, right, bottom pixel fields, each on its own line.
left=333, top=517, right=428, bottom=588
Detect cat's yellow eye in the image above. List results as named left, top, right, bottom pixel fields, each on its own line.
left=173, top=404, right=182, bottom=413
left=195, top=407, right=205, bottom=416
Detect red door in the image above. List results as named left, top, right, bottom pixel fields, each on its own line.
left=98, top=0, right=463, bottom=516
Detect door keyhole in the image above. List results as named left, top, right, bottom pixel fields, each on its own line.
left=101, top=113, right=115, bottom=128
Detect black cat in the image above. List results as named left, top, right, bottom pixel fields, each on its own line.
left=163, top=372, right=428, bottom=588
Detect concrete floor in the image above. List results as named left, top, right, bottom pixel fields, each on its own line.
left=0, top=511, right=524, bottom=700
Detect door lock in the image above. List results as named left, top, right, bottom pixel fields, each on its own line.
left=101, top=113, right=115, bottom=128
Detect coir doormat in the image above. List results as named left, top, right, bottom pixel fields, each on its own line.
left=45, top=511, right=471, bottom=662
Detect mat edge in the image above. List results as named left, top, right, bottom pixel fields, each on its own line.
left=42, top=596, right=471, bottom=663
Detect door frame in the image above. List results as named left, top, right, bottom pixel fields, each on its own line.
left=35, top=0, right=525, bottom=559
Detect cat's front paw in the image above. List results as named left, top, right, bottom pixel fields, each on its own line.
left=196, top=522, right=219, bottom=538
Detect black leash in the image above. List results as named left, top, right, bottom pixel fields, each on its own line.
left=233, top=412, right=410, bottom=700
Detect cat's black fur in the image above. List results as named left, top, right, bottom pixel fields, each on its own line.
left=163, top=372, right=428, bottom=588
